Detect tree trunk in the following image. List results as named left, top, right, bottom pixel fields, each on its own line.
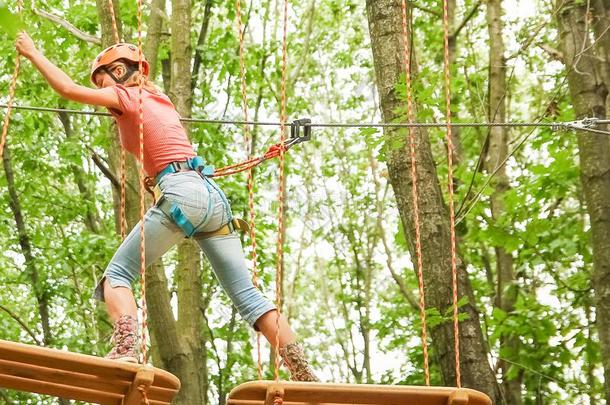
left=2, top=147, right=52, bottom=347
left=94, top=1, right=208, bottom=402
left=144, top=0, right=166, bottom=80
left=556, top=2, right=610, bottom=402
left=169, top=1, right=208, bottom=403
left=365, top=0, right=500, bottom=402
left=485, top=1, right=521, bottom=404
left=58, top=110, right=101, bottom=234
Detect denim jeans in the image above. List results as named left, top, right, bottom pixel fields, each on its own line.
left=94, top=171, right=275, bottom=328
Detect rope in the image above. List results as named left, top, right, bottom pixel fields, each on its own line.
left=106, top=0, right=126, bottom=240
left=107, top=0, right=121, bottom=44
left=274, top=0, right=289, bottom=384
left=442, top=0, right=461, bottom=387
left=400, top=0, right=430, bottom=386
left=2, top=104, right=608, bottom=133
left=136, top=0, right=149, bottom=367
left=137, top=386, right=150, bottom=405
left=235, top=0, right=263, bottom=380
left=0, top=1, right=24, bottom=160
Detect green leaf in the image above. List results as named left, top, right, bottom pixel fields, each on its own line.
left=0, top=3, right=24, bottom=38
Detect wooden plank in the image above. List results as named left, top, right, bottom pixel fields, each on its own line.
left=0, top=374, right=122, bottom=404
left=0, top=358, right=129, bottom=394
left=227, top=381, right=492, bottom=405
left=0, top=339, right=180, bottom=404
left=0, top=340, right=179, bottom=389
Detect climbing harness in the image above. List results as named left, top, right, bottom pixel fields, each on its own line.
left=145, top=156, right=249, bottom=239
left=142, top=117, right=310, bottom=239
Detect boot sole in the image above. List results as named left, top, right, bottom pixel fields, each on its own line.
left=107, top=356, right=138, bottom=363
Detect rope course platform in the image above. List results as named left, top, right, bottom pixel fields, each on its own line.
left=227, top=380, right=492, bottom=405
left=0, top=339, right=180, bottom=404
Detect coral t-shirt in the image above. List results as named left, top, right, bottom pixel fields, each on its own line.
left=109, top=84, right=196, bottom=176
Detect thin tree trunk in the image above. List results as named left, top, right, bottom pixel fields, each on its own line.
left=144, top=0, right=166, bottom=80
left=170, top=1, right=207, bottom=403
left=2, top=147, right=52, bottom=347
left=58, top=110, right=101, bottom=234
left=556, top=2, right=610, bottom=402
left=485, top=2, right=521, bottom=404
left=366, top=1, right=500, bottom=401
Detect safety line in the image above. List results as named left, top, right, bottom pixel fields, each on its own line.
left=2, top=104, right=608, bottom=133
left=400, top=0, right=430, bottom=386
left=235, top=0, right=263, bottom=380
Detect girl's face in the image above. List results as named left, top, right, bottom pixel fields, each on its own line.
left=93, top=63, right=128, bottom=88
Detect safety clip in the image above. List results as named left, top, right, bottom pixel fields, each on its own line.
left=285, top=118, right=312, bottom=149
left=552, top=117, right=600, bottom=132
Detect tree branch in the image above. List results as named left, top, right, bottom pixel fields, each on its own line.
left=410, top=3, right=441, bottom=17
left=451, top=0, right=482, bottom=39
left=0, top=304, right=42, bottom=345
left=33, top=8, right=101, bottom=45
left=538, top=43, right=564, bottom=63
left=88, top=147, right=120, bottom=190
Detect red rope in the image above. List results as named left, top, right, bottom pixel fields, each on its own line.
left=274, top=0, right=289, bottom=383
left=212, top=144, right=285, bottom=177
left=235, top=0, right=263, bottom=380
left=400, top=0, right=430, bottom=386
left=107, top=0, right=121, bottom=44
left=136, top=0, right=149, bottom=367
left=0, top=1, right=24, bottom=159
left=442, top=0, right=461, bottom=387
left=106, top=0, right=127, bottom=240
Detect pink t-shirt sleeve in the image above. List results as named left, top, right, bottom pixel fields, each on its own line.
left=112, top=84, right=137, bottom=115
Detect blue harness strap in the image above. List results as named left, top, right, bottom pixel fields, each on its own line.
left=155, top=156, right=215, bottom=184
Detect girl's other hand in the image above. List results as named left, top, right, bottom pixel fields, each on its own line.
left=15, top=32, right=37, bottom=59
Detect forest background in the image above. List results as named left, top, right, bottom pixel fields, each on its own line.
left=0, top=0, right=608, bottom=404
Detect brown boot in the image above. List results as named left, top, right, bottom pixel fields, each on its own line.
left=279, top=342, right=320, bottom=382
left=105, top=315, right=139, bottom=363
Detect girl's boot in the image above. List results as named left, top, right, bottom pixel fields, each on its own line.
left=279, top=342, right=320, bottom=382
left=105, top=315, right=138, bottom=363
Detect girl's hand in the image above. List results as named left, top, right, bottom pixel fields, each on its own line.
left=15, top=32, right=37, bottom=59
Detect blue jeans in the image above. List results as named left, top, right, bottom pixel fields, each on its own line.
left=94, top=171, right=275, bottom=328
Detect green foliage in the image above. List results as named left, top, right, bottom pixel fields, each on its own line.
left=0, top=2, right=24, bottom=38
left=0, top=0, right=605, bottom=403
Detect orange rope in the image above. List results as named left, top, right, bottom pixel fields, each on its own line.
left=0, top=1, right=24, bottom=160
left=106, top=0, right=126, bottom=239
left=137, top=386, right=150, bottom=405
left=274, top=0, right=289, bottom=383
left=107, top=0, right=121, bottom=44
left=235, top=0, right=263, bottom=380
left=105, top=0, right=127, bottom=240
left=399, top=0, right=430, bottom=386
left=442, top=0, right=461, bottom=387
left=0, top=57, right=21, bottom=159
left=136, top=0, right=149, bottom=366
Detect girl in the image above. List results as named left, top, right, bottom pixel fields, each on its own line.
left=15, top=32, right=318, bottom=382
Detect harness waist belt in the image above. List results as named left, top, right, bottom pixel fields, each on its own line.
left=195, top=218, right=249, bottom=239
left=155, top=157, right=215, bottom=184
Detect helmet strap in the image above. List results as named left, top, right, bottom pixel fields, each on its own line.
left=101, top=64, right=138, bottom=85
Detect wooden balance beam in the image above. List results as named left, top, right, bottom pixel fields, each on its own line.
left=0, top=339, right=180, bottom=404
left=227, top=380, right=492, bottom=405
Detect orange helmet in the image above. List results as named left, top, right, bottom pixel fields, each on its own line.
left=90, top=43, right=150, bottom=85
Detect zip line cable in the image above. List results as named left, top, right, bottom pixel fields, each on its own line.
left=1, top=103, right=609, bottom=134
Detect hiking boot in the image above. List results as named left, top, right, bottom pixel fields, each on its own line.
left=105, top=315, right=138, bottom=363
left=279, top=342, right=320, bottom=382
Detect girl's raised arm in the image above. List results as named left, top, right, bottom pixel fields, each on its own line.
left=15, top=32, right=121, bottom=110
